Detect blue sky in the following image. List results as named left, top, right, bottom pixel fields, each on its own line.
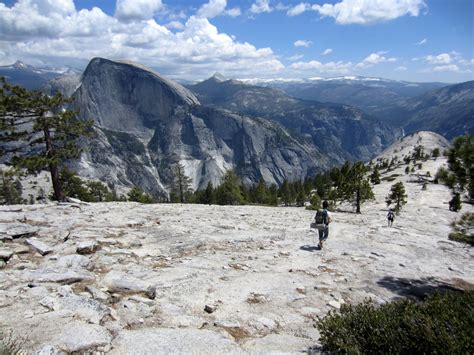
left=0, top=0, right=472, bottom=82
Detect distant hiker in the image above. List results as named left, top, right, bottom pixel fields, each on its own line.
left=449, top=193, right=461, bottom=212
left=387, top=209, right=395, bottom=227
left=313, top=200, right=331, bottom=249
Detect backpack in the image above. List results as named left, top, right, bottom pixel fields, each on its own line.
left=315, top=209, right=328, bottom=225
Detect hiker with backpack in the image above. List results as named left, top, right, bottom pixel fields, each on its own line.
left=387, top=209, right=395, bottom=227
left=312, top=200, right=331, bottom=249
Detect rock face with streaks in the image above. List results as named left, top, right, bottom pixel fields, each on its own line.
left=189, top=74, right=402, bottom=164
left=0, top=132, right=472, bottom=354
left=70, top=58, right=327, bottom=195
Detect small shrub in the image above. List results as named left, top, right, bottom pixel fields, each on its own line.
left=449, top=212, right=474, bottom=245
left=317, top=291, right=474, bottom=354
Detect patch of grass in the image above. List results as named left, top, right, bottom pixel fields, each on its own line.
left=316, top=291, right=474, bottom=354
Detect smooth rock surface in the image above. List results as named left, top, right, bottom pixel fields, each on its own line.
left=110, top=329, right=240, bottom=354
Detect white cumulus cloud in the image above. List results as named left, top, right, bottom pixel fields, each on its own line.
left=356, top=52, right=397, bottom=69
left=250, top=0, right=272, bottom=14
left=290, top=60, right=353, bottom=74
left=225, top=7, right=241, bottom=17
left=0, top=1, right=283, bottom=80
left=287, top=3, right=310, bottom=16
left=424, top=53, right=452, bottom=65
left=294, top=40, right=312, bottom=48
left=115, top=0, right=162, bottom=21
left=431, top=64, right=460, bottom=72
left=311, top=0, right=427, bottom=25
left=322, top=48, right=333, bottom=55
left=196, top=0, right=227, bottom=19
left=418, top=52, right=472, bottom=74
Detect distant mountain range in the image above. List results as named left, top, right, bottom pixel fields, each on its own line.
left=188, top=74, right=399, bottom=164
left=0, top=61, right=80, bottom=90
left=242, top=76, right=447, bottom=112
left=1, top=59, right=472, bottom=195
left=192, top=74, right=473, bottom=140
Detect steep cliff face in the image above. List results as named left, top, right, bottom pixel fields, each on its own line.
left=189, top=76, right=401, bottom=164
left=71, top=58, right=327, bottom=194
left=371, top=81, right=474, bottom=139
left=75, top=58, right=199, bottom=137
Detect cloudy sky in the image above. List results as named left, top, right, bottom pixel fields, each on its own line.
left=0, top=0, right=472, bottom=82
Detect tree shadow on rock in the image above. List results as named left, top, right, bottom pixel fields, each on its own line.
left=377, top=276, right=465, bottom=300
left=300, top=245, right=320, bottom=252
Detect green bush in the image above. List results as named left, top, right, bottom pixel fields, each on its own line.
left=317, top=291, right=474, bottom=354
left=449, top=212, right=474, bottom=246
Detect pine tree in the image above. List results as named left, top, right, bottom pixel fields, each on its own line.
left=386, top=181, right=407, bottom=212
left=0, top=78, right=93, bottom=201
left=308, top=192, right=321, bottom=210
left=128, top=186, right=153, bottom=203
left=215, top=170, right=244, bottom=205
left=201, top=181, right=215, bottom=204
left=170, top=162, right=193, bottom=203
left=341, top=161, right=374, bottom=214
left=447, top=135, right=473, bottom=199
left=370, top=166, right=381, bottom=184
left=268, top=184, right=278, bottom=206
left=279, top=179, right=293, bottom=206
left=254, top=178, right=270, bottom=205
left=86, top=180, right=110, bottom=202
left=0, top=169, right=24, bottom=205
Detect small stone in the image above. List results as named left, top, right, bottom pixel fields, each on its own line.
left=0, top=260, right=6, bottom=269
left=328, top=300, right=341, bottom=309
left=13, top=245, right=30, bottom=254
left=204, top=304, right=216, bottom=313
left=77, top=241, right=100, bottom=255
left=296, top=287, right=306, bottom=295
left=128, top=295, right=155, bottom=306
left=0, top=250, right=13, bottom=261
left=26, top=238, right=53, bottom=256
left=214, top=319, right=241, bottom=328
left=246, top=293, right=267, bottom=304
left=86, top=286, right=109, bottom=302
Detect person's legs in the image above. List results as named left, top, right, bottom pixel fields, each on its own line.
left=318, top=229, right=323, bottom=248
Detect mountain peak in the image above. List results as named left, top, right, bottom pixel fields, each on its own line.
left=13, top=60, right=28, bottom=69
left=210, top=72, right=226, bottom=82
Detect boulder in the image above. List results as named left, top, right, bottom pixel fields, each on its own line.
left=76, top=241, right=100, bottom=255
left=102, top=271, right=156, bottom=299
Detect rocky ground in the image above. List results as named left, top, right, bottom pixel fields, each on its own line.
left=0, top=132, right=473, bottom=354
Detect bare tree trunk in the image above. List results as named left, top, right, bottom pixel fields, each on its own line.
left=356, top=186, right=361, bottom=214
left=44, top=127, right=65, bottom=202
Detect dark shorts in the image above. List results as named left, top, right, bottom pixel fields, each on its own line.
left=318, top=226, right=329, bottom=241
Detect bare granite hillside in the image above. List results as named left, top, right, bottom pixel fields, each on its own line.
left=0, top=132, right=472, bottom=353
